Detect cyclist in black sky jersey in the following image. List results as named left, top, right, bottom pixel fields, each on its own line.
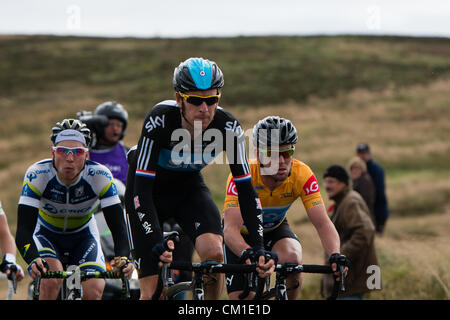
left=125, top=57, right=275, bottom=300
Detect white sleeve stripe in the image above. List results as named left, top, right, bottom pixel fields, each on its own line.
left=243, top=142, right=249, bottom=174
left=238, top=141, right=250, bottom=174
left=138, top=137, right=150, bottom=170
left=239, top=142, right=245, bottom=173
left=143, top=140, right=153, bottom=170
left=137, top=138, right=145, bottom=169
left=243, top=141, right=250, bottom=173
left=137, top=137, right=148, bottom=169
left=124, top=212, right=134, bottom=251
left=238, top=142, right=245, bottom=173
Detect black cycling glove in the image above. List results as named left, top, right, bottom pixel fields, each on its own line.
left=240, top=247, right=278, bottom=265
left=328, top=253, right=348, bottom=269
left=27, top=258, right=50, bottom=275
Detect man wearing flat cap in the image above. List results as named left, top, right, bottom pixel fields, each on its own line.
left=321, top=165, right=380, bottom=299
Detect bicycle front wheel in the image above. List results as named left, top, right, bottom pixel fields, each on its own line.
left=166, top=281, right=193, bottom=300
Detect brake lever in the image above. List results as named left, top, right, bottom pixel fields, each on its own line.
left=7, top=265, right=18, bottom=294
left=120, top=264, right=131, bottom=300
left=238, top=266, right=257, bottom=300
left=339, top=265, right=345, bottom=292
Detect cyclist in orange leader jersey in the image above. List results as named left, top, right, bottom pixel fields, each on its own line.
left=223, top=116, right=345, bottom=300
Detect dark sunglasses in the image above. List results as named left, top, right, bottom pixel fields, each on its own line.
left=179, top=92, right=221, bottom=106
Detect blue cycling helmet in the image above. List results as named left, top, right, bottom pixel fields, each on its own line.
left=173, top=57, right=224, bottom=93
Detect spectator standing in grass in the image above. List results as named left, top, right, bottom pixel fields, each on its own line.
left=348, top=156, right=376, bottom=225
left=321, top=165, right=380, bottom=300
left=356, top=143, right=389, bottom=234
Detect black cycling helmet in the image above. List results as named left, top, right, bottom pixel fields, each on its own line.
left=94, top=101, right=128, bottom=139
left=173, top=57, right=224, bottom=93
left=51, top=118, right=92, bottom=147
left=252, top=116, right=298, bottom=148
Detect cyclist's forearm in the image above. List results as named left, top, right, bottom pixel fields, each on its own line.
left=0, top=215, right=16, bottom=256
left=228, top=134, right=263, bottom=250
left=226, top=234, right=250, bottom=258
left=234, top=181, right=263, bottom=250
left=15, top=204, right=40, bottom=264
left=308, top=206, right=340, bottom=255
left=223, top=209, right=250, bottom=256
left=129, top=135, right=163, bottom=243
left=318, top=223, right=341, bottom=256
left=133, top=176, right=163, bottom=241
left=102, top=203, right=130, bottom=257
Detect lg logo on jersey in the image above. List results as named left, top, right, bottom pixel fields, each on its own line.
left=303, top=175, right=320, bottom=195
left=227, top=180, right=238, bottom=196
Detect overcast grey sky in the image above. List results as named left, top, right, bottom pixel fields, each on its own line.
left=1, top=0, right=449, bottom=38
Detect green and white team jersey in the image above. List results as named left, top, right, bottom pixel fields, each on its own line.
left=19, top=159, right=120, bottom=233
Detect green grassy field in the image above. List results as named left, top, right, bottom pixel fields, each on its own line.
left=0, top=35, right=449, bottom=299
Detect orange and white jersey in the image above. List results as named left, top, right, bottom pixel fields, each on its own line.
left=224, top=158, right=324, bottom=232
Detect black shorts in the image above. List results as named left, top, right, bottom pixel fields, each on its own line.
left=224, top=219, right=298, bottom=294
left=129, top=172, right=223, bottom=278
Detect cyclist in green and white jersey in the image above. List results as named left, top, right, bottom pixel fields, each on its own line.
left=15, top=119, right=133, bottom=300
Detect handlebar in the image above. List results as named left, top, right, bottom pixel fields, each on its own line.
left=32, top=270, right=130, bottom=300
left=238, top=262, right=344, bottom=300
left=169, top=261, right=259, bottom=274
left=38, top=270, right=124, bottom=279
left=153, top=260, right=259, bottom=300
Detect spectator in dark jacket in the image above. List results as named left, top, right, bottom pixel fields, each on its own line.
left=356, top=143, right=389, bottom=234
left=348, top=156, right=376, bottom=225
left=321, top=165, right=380, bottom=299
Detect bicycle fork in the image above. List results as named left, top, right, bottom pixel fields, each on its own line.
left=275, top=273, right=288, bottom=300
left=193, top=271, right=205, bottom=300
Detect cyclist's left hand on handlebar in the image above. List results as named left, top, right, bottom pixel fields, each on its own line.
left=255, top=249, right=277, bottom=278
left=27, top=258, right=49, bottom=279
left=152, top=239, right=175, bottom=268
left=256, top=255, right=275, bottom=278
left=0, top=255, right=24, bottom=282
left=111, top=256, right=134, bottom=279
left=329, top=253, right=348, bottom=281
left=240, top=248, right=277, bottom=278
